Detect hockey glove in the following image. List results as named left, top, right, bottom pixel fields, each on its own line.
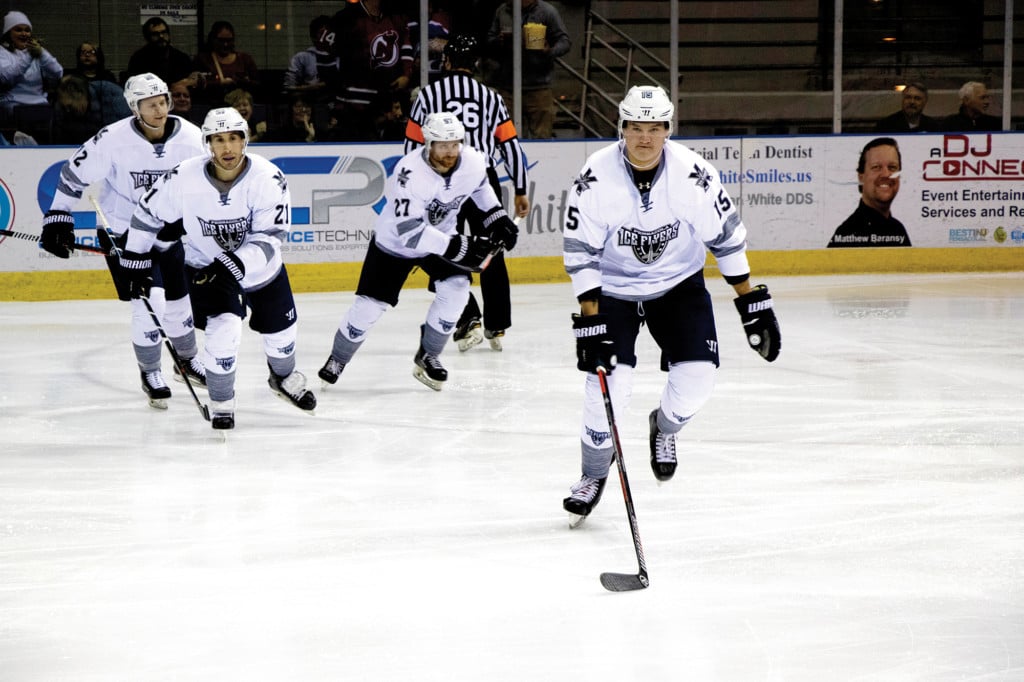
left=191, top=252, right=246, bottom=292
left=482, top=208, right=518, bottom=251
left=119, top=250, right=154, bottom=299
left=41, top=210, right=76, bottom=258
left=443, top=233, right=496, bottom=271
left=572, top=313, right=616, bottom=374
left=733, top=284, right=781, bottom=362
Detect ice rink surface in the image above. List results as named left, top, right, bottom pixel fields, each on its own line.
left=1, top=272, right=1022, bottom=681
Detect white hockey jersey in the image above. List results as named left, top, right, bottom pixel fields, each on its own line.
left=127, top=153, right=291, bottom=292
left=563, top=139, right=751, bottom=301
left=48, top=116, right=205, bottom=235
left=373, top=146, right=501, bottom=259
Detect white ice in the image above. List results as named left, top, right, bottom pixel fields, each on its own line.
left=1, top=272, right=1022, bottom=681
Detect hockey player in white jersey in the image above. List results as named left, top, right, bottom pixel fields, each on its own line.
left=318, top=112, right=516, bottom=391
left=40, top=73, right=206, bottom=409
left=562, top=85, right=782, bottom=525
left=122, top=107, right=316, bottom=430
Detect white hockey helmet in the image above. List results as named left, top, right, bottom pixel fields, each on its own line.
left=124, top=73, right=171, bottom=117
left=618, top=85, right=675, bottom=135
left=202, top=107, right=250, bottom=151
left=421, top=112, right=466, bottom=149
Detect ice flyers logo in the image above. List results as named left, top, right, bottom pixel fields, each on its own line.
left=425, top=196, right=464, bottom=225
left=618, top=220, right=680, bottom=264
left=129, top=170, right=169, bottom=191
left=198, top=214, right=252, bottom=251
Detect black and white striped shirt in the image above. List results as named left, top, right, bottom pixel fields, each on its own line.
left=404, top=71, right=528, bottom=196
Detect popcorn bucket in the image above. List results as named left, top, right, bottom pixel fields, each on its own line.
left=523, top=22, right=546, bottom=50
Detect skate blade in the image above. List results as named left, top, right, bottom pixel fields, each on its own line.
left=412, top=367, right=444, bottom=391
left=456, top=328, right=484, bottom=352
left=147, top=397, right=169, bottom=410
left=271, top=390, right=317, bottom=414
left=487, top=336, right=503, bottom=351
left=567, top=512, right=589, bottom=529
left=172, top=372, right=208, bottom=391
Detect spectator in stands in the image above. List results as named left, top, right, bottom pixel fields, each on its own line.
left=169, top=79, right=199, bottom=123
left=828, top=137, right=911, bottom=248
left=407, top=1, right=453, bottom=85
left=283, top=15, right=341, bottom=97
left=378, top=95, right=408, bottom=141
left=126, top=17, right=197, bottom=86
left=327, top=0, right=414, bottom=141
left=485, top=0, right=570, bottom=139
left=262, top=95, right=317, bottom=143
left=192, top=21, right=260, bottom=106
left=52, top=73, right=130, bottom=144
left=67, top=42, right=118, bottom=85
left=224, top=87, right=265, bottom=141
left=939, top=81, right=1002, bottom=132
left=874, top=82, right=935, bottom=133
left=0, top=11, right=63, bottom=117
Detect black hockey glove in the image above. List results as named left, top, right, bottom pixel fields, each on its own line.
left=482, top=208, right=518, bottom=251
left=191, top=252, right=246, bottom=291
left=119, top=250, right=153, bottom=299
left=41, top=210, right=76, bottom=258
left=443, top=233, right=495, bottom=271
left=733, top=284, right=781, bottom=362
left=572, top=313, right=616, bottom=374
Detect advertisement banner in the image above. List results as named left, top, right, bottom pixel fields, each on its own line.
left=1, top=133, right=1021, bottom=278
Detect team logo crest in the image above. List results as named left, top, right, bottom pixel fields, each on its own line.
left=586, top=426, right=611, bottom=446
left=573, top=168, right=597, bottom=195
left=198, top=215, right=252, bottom=251
left=425, top=196, right=464, bottom=225
left=617, top=220, right=680, bottom=264
left=130, top=170, right=167, bottom=191
left=688, top=163, right=712, bottom=192
left=370, top=30, right=401, bottom=69
left=397, top=168, right=412, bottom=187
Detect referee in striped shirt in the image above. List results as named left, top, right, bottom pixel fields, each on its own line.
left=404, top=33, right=530, bottom=352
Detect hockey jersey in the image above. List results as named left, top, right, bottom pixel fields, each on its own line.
left=128, top=153, right=291, bottom=292
left=48, top=116, right=205, bottom=235
left=373, top=146, right=500, bottom=260
left=564, top=140, right=751, bottom=301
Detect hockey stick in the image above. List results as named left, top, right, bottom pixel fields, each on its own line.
left=479, top=214, right=521, bottom=271
left=88, top=195, right=210, bottom=422
left=596, top=366, right=650, bottom=592
left=0, top=228, right=108, bottom=254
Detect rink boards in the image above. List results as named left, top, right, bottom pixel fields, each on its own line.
left=1, top=133, right=1021, bottom=301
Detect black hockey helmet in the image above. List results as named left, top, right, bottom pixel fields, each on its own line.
left=443, top=34, right=480, bottom=69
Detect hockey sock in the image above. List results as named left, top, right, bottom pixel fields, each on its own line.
left=426, top=275, right=471, bottom=340
left=264, top=324, right=299, bottom=378
left=334, top=295, right=387, bottom=362
left=661, top=361, right=715, bottom=430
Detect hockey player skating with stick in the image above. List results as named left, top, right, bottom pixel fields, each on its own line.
left=562, top=85, right=782, bottom=527
left=122, top=107, right=316, bottom=429
left=40, top=73, right=207, bottom=409
left=318, top=111, right=517, bottom=391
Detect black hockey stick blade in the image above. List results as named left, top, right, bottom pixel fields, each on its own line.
left=600, top=571, right=650, bottom=592
left=0, top=229, right=107, bottom=254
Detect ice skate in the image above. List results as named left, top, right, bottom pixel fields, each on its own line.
left=140, top=369, right=171, bottom=409
left=172, top=356, right=207, bottom=389
left=563, top=474, right=607, bottom=528
left=649, top=409, right=677, bottom=481
left=268, top=367, right=317, bottom=412
left=318, top=356, right=346, bottom=386
left=413, top=345, right=448, bottom=391
left=484, top=328, right=505, bottom=351
left=210, top=398, right=235, bottom=430
left=453, top=317, right=483, bottom=352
